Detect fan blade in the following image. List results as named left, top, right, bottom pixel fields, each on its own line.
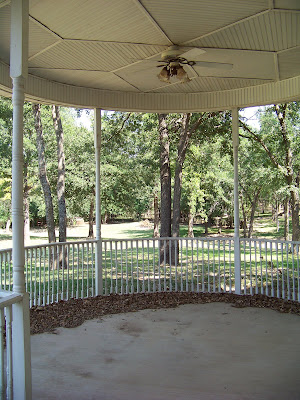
left=180, top=48, right=206, bottom=60
left=194, top=61, right=233, bottom=70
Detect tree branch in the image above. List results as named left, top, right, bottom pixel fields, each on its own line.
left=239, top=119, right=287, bottom=176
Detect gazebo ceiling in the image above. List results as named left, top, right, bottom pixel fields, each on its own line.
left=0, top=0, right=299, bottom=112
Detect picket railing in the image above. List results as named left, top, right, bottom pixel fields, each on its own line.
left=240, top=238, right=300, bottom=301
left=0, top=290, right=23, bottom=400
left=0, top=237, right=299, bottom=306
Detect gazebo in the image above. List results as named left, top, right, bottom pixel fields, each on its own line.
left=0, top=0, right=299, bottom=398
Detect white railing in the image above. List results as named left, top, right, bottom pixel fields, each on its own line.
left=0, top=237, right=299, bottom=306
left=0, top=290, right=23, bottom=400
left=240, top=238, right=300, bottom=301
left=102, top=237, right=234, bottom=295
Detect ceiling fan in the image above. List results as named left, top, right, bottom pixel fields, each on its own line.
left=155, top=46, right=233, bottom=84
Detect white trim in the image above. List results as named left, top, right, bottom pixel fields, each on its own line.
left=0, top=61, right=299, bottom=111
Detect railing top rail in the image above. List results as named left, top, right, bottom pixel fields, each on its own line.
left=0, top=247, right=12, bottom=254
left=24, top=239, right=97, bottom=251
left=102, top=236, right=234, bottom=243
left=0, top=290, right=23, bottom=309
left=240, top=237, right=300, bottom=245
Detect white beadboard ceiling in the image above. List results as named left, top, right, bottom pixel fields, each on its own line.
left=0, top=0, right=299, bottom=111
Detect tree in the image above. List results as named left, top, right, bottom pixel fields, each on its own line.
left=52, top=105, right=67, bottom=243
left=32, top=104, right=56, bottom=243
left=240, top=102, right=300, bottom=241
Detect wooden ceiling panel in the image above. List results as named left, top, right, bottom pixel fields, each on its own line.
left=29, top=41, right=166, bottom=72
left=151, top=76, right=271, bottom=93
left=140, top=0, right=268, bottom=44
left=28, top=68, right=139, bottom=91
left=29, top=0, right=168, bottom=45
left=278, top=47, right=300, bottom=80
left=188, top=11, right=300, bottom=52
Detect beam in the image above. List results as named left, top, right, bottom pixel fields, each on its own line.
left=94, top=108, right=103, bottom=295
left=232, top=108, right=241, bottom=295
left=10, top=1, right=32, bottom=398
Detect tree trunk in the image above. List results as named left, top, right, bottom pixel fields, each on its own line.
left=188, top=211, right=194, bottom=237
left=153, top=193, right=159, bottom=238
left=204, top=221, right=209, bottom=235
left=172, top=113, right=191, bottom=238
left=88, top=196, right=95, bottom=238
left=52, top=105, right=67, bottom=244
left=5, top=219, right=11, bottom=233
left=240, top=196, right=247, bottom=238
left=158, top=114, right=171, bottom=262
left=290, top=188, right=299, bottom=242
left=32, top=104, right=56, bottom=244
left=23, top=161, right=30, bottom=244
left=102, top=211, right=109, bottom=224
left=275, top=200, right=279, bottom=232
left=284, top=197, right=289, bottom=241
left=247, top=189, right=260, bottom=238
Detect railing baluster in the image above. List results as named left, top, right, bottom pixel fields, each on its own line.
left=254, top=240, right=258, bottom=294
left=0, top=309, right=4, bottom=399
left=152, top=240, right=156, bottom=293
left=147, top=240, right=150, bottom=292
left=141, top=241, right=145, bottom=293
left=86, top=243, right=89, bottom=298
left=115, top=242, right=118, bottom=294
left=286, top=242, right=290, bottom=300
left=270, top=242, right=274, bottom=298
left=120, top=241, right=124, bottom=295
left=125, top=241, right=129, bottom=295
left=175, top=239, right=178, bottom=292
left=249, top=239, right=252, bottom=296
left=43, top=247, right=46, bottom=305
left=131, top=241, right=134, bottom=294
left=291, top=243, right=295, bottom=301
left=212, top=240, right=216, bottom=293
left=229, top=240, right=232, bottom=293
left=72, top=244, right=75, bottom=299
left=186, top=239, right=188, bottom=292
left=297, top=244, right=300, bottom=302
left=76, top=244, right=80, bottom=299
left=5, top=305, right=13, bottom=400
left=169, top=239, right=172, bottom=292
left=81, top=244, right=84, bottom=299
left=158, top=240, right=161, bottom=292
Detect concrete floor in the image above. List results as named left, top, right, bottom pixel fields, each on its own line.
left=31, top=303, right=300, bottom=400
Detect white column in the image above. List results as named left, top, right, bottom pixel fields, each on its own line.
left=94, top=108, right=103, bottom=295
left=232, top=108, right=241, bottom=295
left=10, top=1, right=32, bottom=398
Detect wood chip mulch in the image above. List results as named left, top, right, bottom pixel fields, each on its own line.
left=30, top=292, right=300, bottom=335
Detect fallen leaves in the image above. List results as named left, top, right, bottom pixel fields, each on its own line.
left=30, top=292, right=300, bottom=335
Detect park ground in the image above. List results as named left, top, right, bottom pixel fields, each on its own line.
left=0, top=213, right=291, bottom=250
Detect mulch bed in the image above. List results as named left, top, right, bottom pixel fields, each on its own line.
left=30, top=292, right=300, bottom=335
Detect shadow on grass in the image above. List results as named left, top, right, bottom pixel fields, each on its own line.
left=0, top=233, right=11, bottom=241
left=121, top=229, right=153, bottom=239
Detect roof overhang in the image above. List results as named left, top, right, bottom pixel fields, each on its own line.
left=1, top=0, right=299, bottom=112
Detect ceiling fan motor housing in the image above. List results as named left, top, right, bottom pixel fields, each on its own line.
left=161, top=46, right=183, bottom=60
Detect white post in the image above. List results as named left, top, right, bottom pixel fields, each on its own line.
left=94, top=108, right=103, bottom=295
left=232, top=108, right=241, bottom=295
left=10, top=0, right=32, bottom=398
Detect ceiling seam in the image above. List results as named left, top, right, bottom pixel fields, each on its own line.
left=133, top=0, right=173, bottom=45
left=277, top=45, right=300, bottom=54
left=274, top=53, right=280, bottom=81
left=113, top=72, right=141, bottom=92
left=29, top=15, right=64, bottom=40
left=182, top=10, right=270, bottom=46
left=28, top=41, right=62, bottom=62
left=0, top=0, right=9, bottom=9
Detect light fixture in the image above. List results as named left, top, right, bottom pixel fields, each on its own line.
left=157, top=58, right=194, bottom=84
